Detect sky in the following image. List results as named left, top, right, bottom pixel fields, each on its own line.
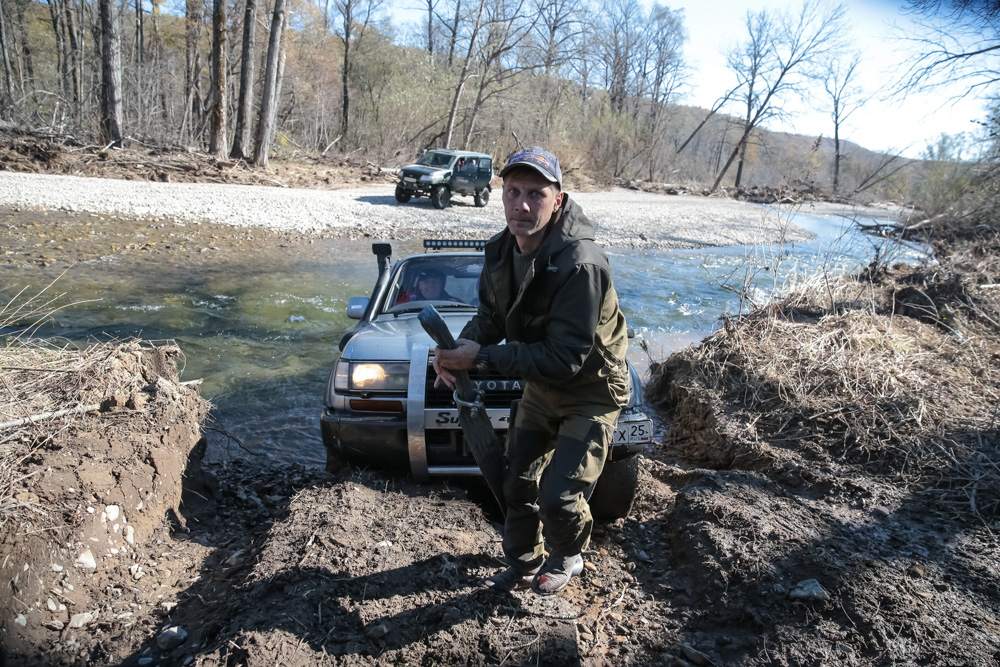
left=670, top=0, right=987, bottom=159
left=388, top=0, right=990, bottom=159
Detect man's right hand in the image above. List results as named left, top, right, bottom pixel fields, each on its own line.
left=432, top=339, right=480, bottom=388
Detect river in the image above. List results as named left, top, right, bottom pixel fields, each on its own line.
left=0, top=205, right=924, bottom=466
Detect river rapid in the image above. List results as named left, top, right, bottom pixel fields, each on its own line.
left=0, top=204, right=924, bottom=466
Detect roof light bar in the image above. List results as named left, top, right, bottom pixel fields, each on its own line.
left=423, top=239, right=488, bottom=251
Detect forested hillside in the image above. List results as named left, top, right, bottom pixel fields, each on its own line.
left=0, top=0, right=958, bottom=200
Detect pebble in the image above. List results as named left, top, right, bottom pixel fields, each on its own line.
left=69, top=611, right=95, bottom=628
left=365, top=622, right=391, bottom=639
left=681, top=643, right=713, bottom=666
left=74, top=550, right=97, bottom=571
left=106, top=505, right=120, bottom=521
left=157, top=625, right=189, bottom=650
left=138, top=658, right=154, bottom=666
left=584, top=562, right=597, bottom=572
left=789, top=578, right=831, bottom=602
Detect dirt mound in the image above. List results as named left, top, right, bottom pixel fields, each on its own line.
left=0, top=342, right=209, bottom=665
left=642, top=259, right=1000, bottom=664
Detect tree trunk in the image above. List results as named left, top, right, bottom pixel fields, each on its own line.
left=14, top=0, right=33, bottom=88
left=253, top=0, right=285, bottom=166
left=425, top=0, right=433, bottom=58
left=833, top=126, right=841, bottom=193
left=184, top=0, right=204, bottom=144
left=99, top=0, right=123, bottom=146
left=208, top=0, right=227, bottom=157
left=447, top=0, right=460, bottom=67
left=46, top=0, right=66, bottom=98
left=734, top=131, right=749, bottom=188
left=340, top=12, right=351, bottom=139
left=231, top=0, right=256, bottom=159
left=64, top=0, right=81, bottom=110
left=134, top=0, right=144, bottom=124
left=0, top=0, right=16, bottom=112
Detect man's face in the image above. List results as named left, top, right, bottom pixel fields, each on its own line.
left=419, top=275, right=444, bottom=299
left=501, top=169, right=564, bottom=246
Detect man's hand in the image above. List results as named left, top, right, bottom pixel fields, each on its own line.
left=432, top=339, right=480, bottom=389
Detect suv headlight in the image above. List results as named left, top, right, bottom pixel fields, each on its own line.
left=334, top=360, right=409, bottom=392
left=626, top=364, right=644, bottom=409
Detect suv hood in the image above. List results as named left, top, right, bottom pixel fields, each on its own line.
left=342, top=312, right=471, bottom=361
left=400, top=165, right=449, bottom=179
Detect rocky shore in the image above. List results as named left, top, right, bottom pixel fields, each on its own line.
left=0, top=170, right=837, bottom=250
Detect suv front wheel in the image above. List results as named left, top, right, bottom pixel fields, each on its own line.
left=431, top=185, right=451, bottom=209
left=474, top=188, right=490, bottom=207
left=395, top=185, right=412, bottom=203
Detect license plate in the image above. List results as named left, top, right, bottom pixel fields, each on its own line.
left=615, top=420, right=652, bottom=444
left=404, top=177, right=416, bottom=183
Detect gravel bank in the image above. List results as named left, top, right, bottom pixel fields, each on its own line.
left=0, top=171, right=824, bottom=249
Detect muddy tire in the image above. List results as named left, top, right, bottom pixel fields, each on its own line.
left=588, top=455, right=639, bottom=520
left=394, top=185, right=412, bottom=203
left=474, top=188, right=490, bottom=207
left=431, top=185, right=451, bottom=209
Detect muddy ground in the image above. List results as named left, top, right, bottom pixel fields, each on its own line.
left=2, top=132, right=999, bottom=666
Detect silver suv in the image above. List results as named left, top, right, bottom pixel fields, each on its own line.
left=322, top=241, right=652, bottom=519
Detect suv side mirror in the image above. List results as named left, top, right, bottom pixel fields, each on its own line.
left=347, top=297, right=369, bottom=319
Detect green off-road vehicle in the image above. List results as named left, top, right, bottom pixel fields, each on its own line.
left=395, top=149, right=494, bottom=209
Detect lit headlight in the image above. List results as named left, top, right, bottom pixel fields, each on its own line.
left=334, top=360, right=409, bottom=392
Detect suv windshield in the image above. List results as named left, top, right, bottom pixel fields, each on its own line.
left=416, top=152, right=455, bottom=168
left=384, top=255, right=483, bottom=314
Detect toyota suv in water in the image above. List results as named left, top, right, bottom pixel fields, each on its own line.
left=395, top=150, right=493, bottom=209
left=322, top=240, right=653, bottom=519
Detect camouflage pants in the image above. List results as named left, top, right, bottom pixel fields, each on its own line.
left=502, top=380, right=621, bottom=573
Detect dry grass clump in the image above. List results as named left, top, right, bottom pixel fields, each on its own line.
left=1, top=280, right=188, bottom=527
left=648, top=265, right=1000, bottom=520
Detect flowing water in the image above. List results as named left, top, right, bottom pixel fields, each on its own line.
left=1, top=206, right=925, bottom=466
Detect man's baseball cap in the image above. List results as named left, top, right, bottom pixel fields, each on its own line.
left=499, top=146, right=562, bottom=190
left=417, top=268, right=445, bottom=280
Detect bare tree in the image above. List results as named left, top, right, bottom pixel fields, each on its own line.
left=460, top=0, right=533, bottom=149
left=99, top=0, right=123, bottom=146
left=333, top=0, right=382, bottom=142
left=231, top=0, right=256, bottom=159
left=443, top=0, right=485, bottom=148
left=897, top=0, right=1000, bottom=98
left=182, top=0, right=205, bottom=143
left=12, top=0, right=33, bottom=90
left=253, top=0, right=285, bottom=166
left=208, top=0, right=227, bottom=157
left=822, top=52, right=865, bottom=193
left=595, top=0, right=643, bottom=114
left=528, top=0, right=584, bottom=75
left=711, top=0, right=847, bottom=193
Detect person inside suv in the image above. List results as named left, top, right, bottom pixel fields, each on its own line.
left=396, top=268, right=463, bottom=304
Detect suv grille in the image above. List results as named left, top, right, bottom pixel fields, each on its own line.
left=425, top=364, right=524, bottom=410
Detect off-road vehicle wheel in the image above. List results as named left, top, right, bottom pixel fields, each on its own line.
left=395, top=185, right=412, bottom=203
left=474, top=188, right=490, bottom=207
left=588, top=455, right=639, bottom=520
left=431, top=185, right=451, bottom=209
